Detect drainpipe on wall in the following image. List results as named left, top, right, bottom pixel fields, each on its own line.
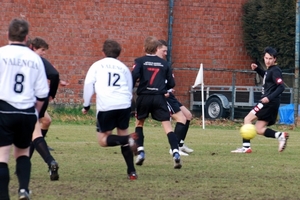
left=167, top=0, right=174, bottom=67
left=294, top=0, right=300, bottom=126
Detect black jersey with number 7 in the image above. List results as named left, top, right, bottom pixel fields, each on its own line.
left=132, top=55, right=175, bottom=95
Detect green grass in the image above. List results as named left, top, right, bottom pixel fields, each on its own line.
left=7, top=122, right=300, bottom=200
left=47, top=104, right=297, bottom=131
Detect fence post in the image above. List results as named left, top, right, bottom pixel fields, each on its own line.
left=230, top=72, right=236, bottom=120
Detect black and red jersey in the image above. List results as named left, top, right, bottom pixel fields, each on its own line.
left=41, top=57, right=59, bottom=99
left=255, top=65, right=285, bottom=101
left=132, top=55, right=175, bottom=95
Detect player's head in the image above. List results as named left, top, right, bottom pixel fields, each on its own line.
left=144, top=36, right=160, bottom=55
left=263, top=47, right=277, bottom=68
left=156, top=39, right=168, bottom=59
left=102, top=39, right=121, bottom=58
left=30, top=37, right=49, bottom=57
left=8, top=18, right=29, bottom=43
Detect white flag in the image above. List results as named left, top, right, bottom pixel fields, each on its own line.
left=191, top=63, right=205, bottom=129
left=192, top=63, right=203, bottom=88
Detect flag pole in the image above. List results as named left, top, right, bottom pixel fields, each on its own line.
left=201, top=71, right=205, bottom=129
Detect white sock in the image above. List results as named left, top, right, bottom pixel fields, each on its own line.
left=275, top=132, right=281, bottom=139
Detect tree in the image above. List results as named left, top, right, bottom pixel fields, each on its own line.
left=242, top=0, right=296, bottom=73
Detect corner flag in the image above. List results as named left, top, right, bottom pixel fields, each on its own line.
left=192, top=63, right=203, bottom=88
left=192, top=63, right=205, bottom=129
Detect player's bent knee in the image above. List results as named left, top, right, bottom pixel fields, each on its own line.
left=98, top=139, right=107, bottom=147
left=256, top=129, right=265, bottom=135
left=172, top=112, right=186, bottom=124
left=40, top=117, right=52, bottom=128
left=97, top=134, right=108, bottom=147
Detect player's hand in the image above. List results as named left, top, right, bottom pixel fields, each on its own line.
left=251, top=63, right=258, bottom=70
left=164, top=92, right=170, bottom=98
left=49, top=96, right=53, bottom=102
left=60, top=80, right=69, bottom=87
left=82, top=105, right=90, bottom=114
left=82, top=108, right=88, bottom=114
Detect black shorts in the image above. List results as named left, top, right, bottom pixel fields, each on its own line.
left=39, top=97, right=49, bottom=119
left=0, top=101, right=37, bottom=148
left=96, top=107, right=131, bottom=133
left=166, top=92, right=182, bottom=114
left=251, top=100, right=280, bottom=126
left=136, top=94, right=170, bottom=121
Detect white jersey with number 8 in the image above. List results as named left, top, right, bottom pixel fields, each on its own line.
left=0, top=44, right=49, bottom=109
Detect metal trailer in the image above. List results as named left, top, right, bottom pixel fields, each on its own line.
left=190, top=85, right=293, bottom=119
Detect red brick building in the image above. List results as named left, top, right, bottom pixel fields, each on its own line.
left=0, top=0, right=253, bottom=107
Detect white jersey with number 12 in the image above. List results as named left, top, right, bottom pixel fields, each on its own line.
left=83, top=57, right=133, bottom=112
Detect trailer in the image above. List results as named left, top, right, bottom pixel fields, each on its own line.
left=190, top=85, right=293, bottom=119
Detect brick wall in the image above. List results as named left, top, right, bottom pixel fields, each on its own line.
left=0, top=0, right=253, bottom=107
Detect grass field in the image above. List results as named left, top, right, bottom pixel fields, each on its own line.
left=7, top=118, right=300, bottom=200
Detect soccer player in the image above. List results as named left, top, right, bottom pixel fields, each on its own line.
left=0, top=18, right=49, bottom=200
left=156, top=39, right=194, bottom=156
left=231, top=47, right=289, bottom=153
left=132, top=36, right=182, bottom=169
left=82, top=39, right=138, bottom=180
left=27, top=37, right=60, bottom=181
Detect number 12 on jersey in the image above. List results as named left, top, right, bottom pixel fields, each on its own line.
left=108, top=72, right=120, bottom=86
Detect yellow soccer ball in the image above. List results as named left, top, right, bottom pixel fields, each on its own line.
left=240, top=124, right=257, bottom=140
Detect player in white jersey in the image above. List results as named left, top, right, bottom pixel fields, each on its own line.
left=0, top=18, right=49, bottom=200
left=82, top=39, right=138, bottom=180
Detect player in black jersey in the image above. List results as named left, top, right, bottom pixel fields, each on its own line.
left=27, top=37, right=61, bottom=180
left=132, top=36, right=182, bottom=169
left=156, top=40, right=194, bottom=156
left=231, top=47, right=289, bottom=153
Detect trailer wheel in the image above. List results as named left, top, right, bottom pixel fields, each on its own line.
left=205, top=97, right=226, bottom=119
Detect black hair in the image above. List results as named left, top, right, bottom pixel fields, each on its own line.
left=31, top=37, right=49, bottom=49
left=264, top=47, right=277, bottom=58
left=102, top=39, right=121, bottom=58
left=158, top=39, right=167, bottom=47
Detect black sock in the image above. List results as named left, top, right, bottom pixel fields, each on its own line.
left=41, top=129, right=48, bottom=137
left=174, top=122, right=185, bottom=147
left=16, top=156, right=31, bottom=193
left=0, top=162, right=10, bottom=200
left=121, top=145, right=135, bottom=174
left=167, top=132, right=179, bottom=153
left=242, top=138, right=251, bottom=148
left=106, top=135, right=129, bottom=146
left=135, top=127, right=144, bottom=147
left=33, top=137, right=54, bottom=166
left=264, top=128, right=276, bottom=138
left=29, top=142, right=35, bottom=159
left=182, top=120, right=190, bottom=141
